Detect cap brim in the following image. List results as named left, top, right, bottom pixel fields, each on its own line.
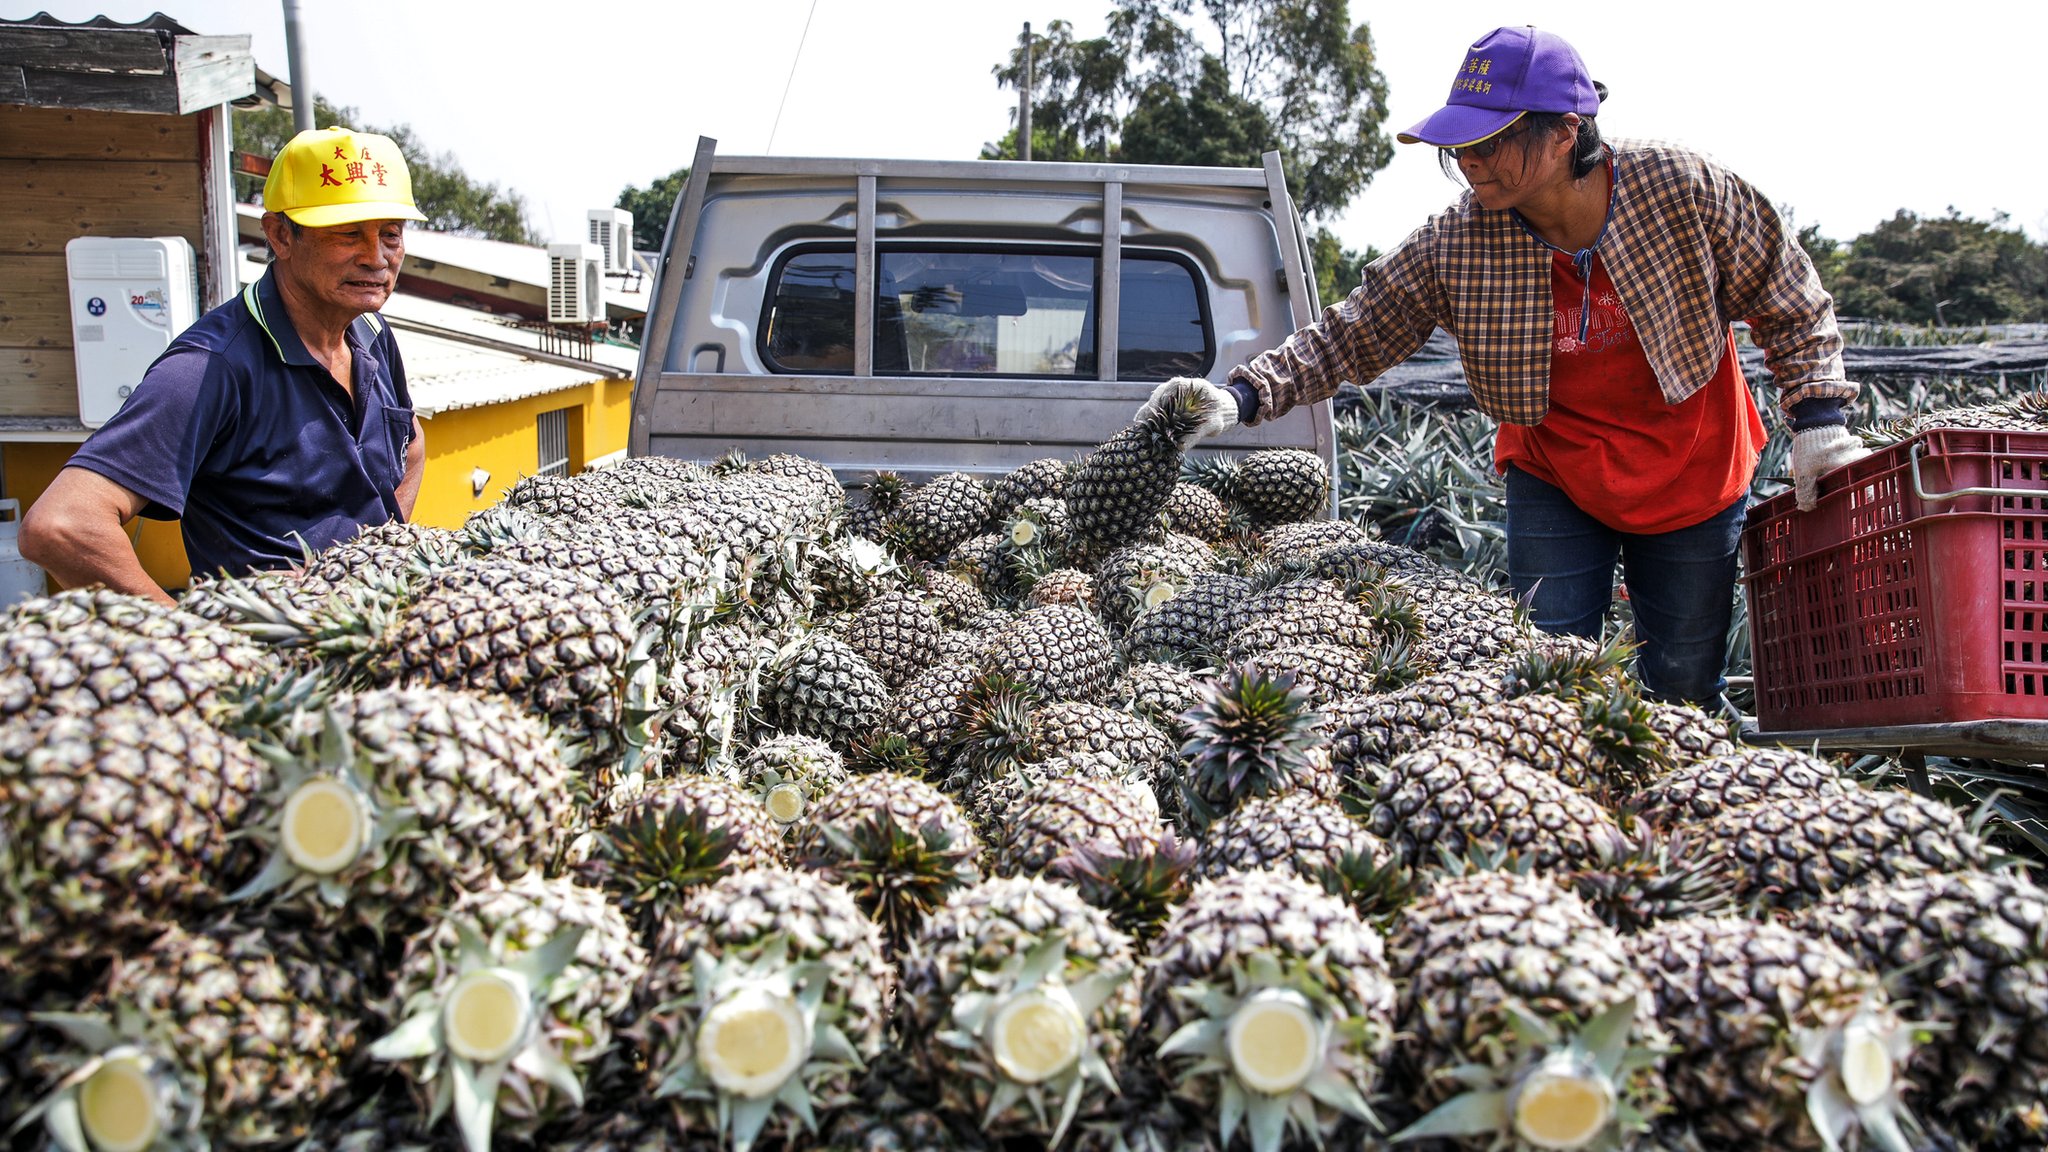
left=281, top=202, right=429, bottom=227
left=1396, top=106, right=1524, bottom=147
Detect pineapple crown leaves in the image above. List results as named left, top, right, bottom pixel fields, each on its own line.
left=1790, top=997, right=1924, bottom=1152
left=227, top=708, right=419, bottom=924
left=1177, top=668, right=1325, bottom=829
left=584, top=805, right=743, bottom=925
left=369, top=923, right=591, bottom=1152
left=934, top=932, right=1134, bottom=1148
left=1501, top=633, right=1638, bottom=702
left=1155, top=951, right=1382, bottom=1152
left=1308, top=850, right=1420, bottom=924
left=1390, top=997, right=1659, bottom=1149
left=1563, top=830, right=1739, bottom=933
left=651, top=936, right=861, bottom=1152
left=807, top=816, right=980, bottom=948
left=942, top=672, right=1048, bottom=787
left=1133, top=377, right=1221, bottom=449
left=200, top=567, right=398, bottom=666
left=13, top=1018, right=204, bottom=1152
left=843, top=732, right=931, bottom=779
left=1047, top=830, right=1198, bottom=943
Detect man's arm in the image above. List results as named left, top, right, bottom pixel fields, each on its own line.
left=19, top=466, right=175, bottom=606
left=394, top=415, right=425, bottom=520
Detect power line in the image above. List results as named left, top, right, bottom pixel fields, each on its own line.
left=765, top=0, right=819, bottom=155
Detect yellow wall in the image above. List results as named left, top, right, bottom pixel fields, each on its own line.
left=0, top=374, right=634, bottom=593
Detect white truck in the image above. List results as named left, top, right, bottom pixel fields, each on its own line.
left=629, top=136, right=1337, bottom=506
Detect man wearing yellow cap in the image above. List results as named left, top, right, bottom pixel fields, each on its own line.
left=23, top=127, right=430, bottom=601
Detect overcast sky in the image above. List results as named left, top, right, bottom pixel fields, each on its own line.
left=34, top=1, right=2047, bottom=258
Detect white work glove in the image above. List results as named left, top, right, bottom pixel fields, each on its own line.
left=1134, top=376, right=1238, bottom=450
left=1791, top=425, right=1872, bottom=511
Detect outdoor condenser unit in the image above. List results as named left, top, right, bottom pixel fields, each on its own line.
left=64, top=236, right=199, bottom=427
left=547, top=243, right=606, bottom=324
left=586, top=208, right=634, bottom=275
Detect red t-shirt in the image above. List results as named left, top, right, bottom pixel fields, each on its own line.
left=1494, top=249, right=1764, bottom=533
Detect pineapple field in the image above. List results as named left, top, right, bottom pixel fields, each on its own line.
left=5, top=376, right=2048, bottom=1152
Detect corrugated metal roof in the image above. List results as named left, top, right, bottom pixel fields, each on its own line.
left=236, top=256, right=633, bottom=419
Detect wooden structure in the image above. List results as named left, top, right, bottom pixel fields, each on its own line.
left=0, top=13, right=262, bottom=582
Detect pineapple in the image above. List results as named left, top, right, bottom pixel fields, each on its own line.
left=760, top=632, right=891, bottom=754
left=992, top=773, right=1168, bottom=877
left=841, top=588, right=948, bottom=690
left=889, top=472, right=994, bottom=561
left=1702, top=788, right=1989, bottom=911
left=737, top=732, right=850, bottom=828
left=966, top=750, right=1161, bottom=835
left=1192, top=791, right=1387, bottom=882
left=1143, top=869, right=1396, bottom=1152
left=990, top=457, right=1071, bottom=521
left=1257, top=518, right=1372, bottom=564
left=0, top=707, right=266, bottom=984
left=1793, top=869, right=2048, bottom=1143
left=584, top=773, right=786, bottom=937
left=1121, top=571, right=1252, bottom=666
left=1324, top=664, right=1512, bottom=792
left=1092, top=541, right=1211, bottom=634
left=1227, top=448, right=1329, bottom=527
left=656, top=620, right=766, bottom=778
left=977, top=604, right=1118, bottom=703
left=1239, top=641, right=1393, bottom=706
left=1428, top=687, right=1671, bottom=800
left=1627, top=747, right=1849, bottom=828
left=749, top=452, right=846, bottom=510
left=1366, top=742, right=1629, bottom=872
left=885, top=660, right=983, bottom=767
left=297, top=517, right=461, bottom=590
left=1629, top=916, right=1920, bottom=1151
left=1031, top=700, right=1175, bottom=776
left=1023, top=566, right=1097, bottom=611
left=19, top=920, right=363, bottom=1150
left=1067, top=378, right=1222, bottom=556
left=636, top=868, right=891, bottom=1152
left=898, top=876, right=1140, bottom=1145
left=1176, top=667, right=1326, bottom=831
left=229, top=684, right=580, bottom=939
left=1387, top=868, right=1667, bottom=1150
left=1111, top=660, right=1204, bottom=733
left=0, top=587, right=272, bottom=723
left=371, top=874, right=649, bottom=1152
left=1161, top=481, right=1230, bottom=542
left=791, top=771, right=982, bottom=949
left=845, top=471, right=908, bottom=540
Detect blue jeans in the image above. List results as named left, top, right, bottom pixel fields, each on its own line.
left=1504, top=466, right=1748, bottom=706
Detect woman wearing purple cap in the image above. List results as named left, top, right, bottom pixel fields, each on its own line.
left=1138, top=24, right=1866, bottom=709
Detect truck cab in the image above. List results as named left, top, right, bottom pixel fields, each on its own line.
left=631, top=137, right=1336, bottom=502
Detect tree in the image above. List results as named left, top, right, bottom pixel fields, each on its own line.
left=1822, top=209, right=2048, bottom=326
left=986, top=1, right=1394, bottom=220
left=234, top=96, right=539, bottom=245
left=615, top=166, right=691, bottom=252
left=1308, top=226, right=1374, bottom=308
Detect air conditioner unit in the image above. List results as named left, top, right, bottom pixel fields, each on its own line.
left=586, top=208, right=634, bottom=275
left=547, top=242, right=606, bottom=324
left=65, top=236, right=199, bottom=427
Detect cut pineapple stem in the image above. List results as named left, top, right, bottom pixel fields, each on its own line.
left=988, top=987, right=1087, bottom=1084
left=1010, top=520, right=1039, bottom=547
left=1141, top=581, right=1177, bottom=610
left=1838, top=1021, right=1894, bottom=1107
left=279, top=776, right=370, bottom=875
left=442, top=969, right=534, bottom=1064
left=697, top=985, right=812, bottom=1099
left=1226, top=988, right=1322, bottom=1096
left=1509, top=1052, right=1616, bottom=1150
left=77, top=1054, right=160, bottom=1152
left=764, top=782, right=807, bottom=825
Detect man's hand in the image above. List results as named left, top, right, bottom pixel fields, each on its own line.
left=1791, top=425, right=1872, bottom=511
left=1134, top=376, right=1237, bottom=450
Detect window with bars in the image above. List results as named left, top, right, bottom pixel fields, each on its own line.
left=537, top=407, right=571, bottom=477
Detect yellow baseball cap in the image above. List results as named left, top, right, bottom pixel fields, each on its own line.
left=263, top=126, right=428, bottom=228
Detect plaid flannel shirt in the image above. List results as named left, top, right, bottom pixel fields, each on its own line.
left=1231, top=140, right=1855, bottom=426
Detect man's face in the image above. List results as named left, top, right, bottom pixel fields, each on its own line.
left=271, top=216, right=406, bottom=315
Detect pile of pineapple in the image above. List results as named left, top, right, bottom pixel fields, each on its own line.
left=4, top=380, right=2046, bottom=1152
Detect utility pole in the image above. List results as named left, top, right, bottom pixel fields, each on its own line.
left=1018, top=22, right=1033, bottom=162
left=283, top=0, right=313, bottom=134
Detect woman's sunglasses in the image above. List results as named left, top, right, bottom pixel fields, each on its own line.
left=1441, top=121, right=1532, bottom=161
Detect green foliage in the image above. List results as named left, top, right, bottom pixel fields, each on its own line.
left=1811, top=209, right=2048, bottom=325
left=234, top=95, right=538, bottom=244
left=616, top=166, right=691, bottom=252
left=987, top=1, right=1394, bottom=219
left=1309, top=226, right=1374, bottom=309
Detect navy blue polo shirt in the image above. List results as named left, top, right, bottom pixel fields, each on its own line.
left=68, top=267, right=415, bottom=579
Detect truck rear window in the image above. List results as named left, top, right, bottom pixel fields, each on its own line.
left=759, top=245, right=1211, bottom=380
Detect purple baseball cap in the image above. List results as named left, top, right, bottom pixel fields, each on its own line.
left=1397, top=26, right=1601, bottom=148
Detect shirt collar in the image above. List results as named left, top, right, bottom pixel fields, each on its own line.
left=244, top=266, right=379, bottom=367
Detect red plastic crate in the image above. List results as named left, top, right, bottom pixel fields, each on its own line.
left=1742, top=427, right=2048, bottom=731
